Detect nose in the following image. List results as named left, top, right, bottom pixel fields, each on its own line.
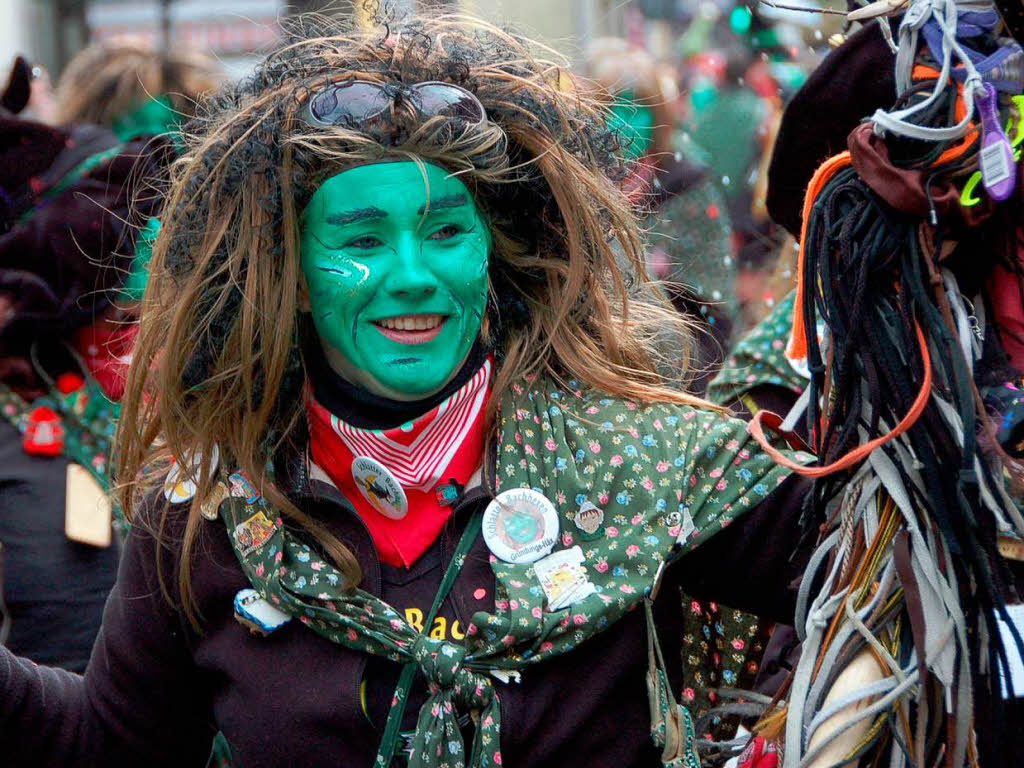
left=383, top=233, right=438, bottom=298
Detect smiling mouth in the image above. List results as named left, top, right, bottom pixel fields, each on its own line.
left=372, top=314, right=447, bottom=344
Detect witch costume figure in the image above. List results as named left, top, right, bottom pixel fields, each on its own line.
left=0, top=58, right=169, bottom=671
left=711, top=1, right=1024, bottom=766
left=0, top=15, right=820, bottom=768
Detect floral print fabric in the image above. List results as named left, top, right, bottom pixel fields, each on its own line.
left=219, top=375, right=811, bottom=768
left=679, top=597, right=772, bottom=734
left=695, top=291, right=807, bottom=737
left=707, top=290, right=808, bottom=407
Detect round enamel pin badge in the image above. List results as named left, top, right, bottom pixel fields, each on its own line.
left=482, top=488, right=559, bottom=564
left=573, top=500, right=605, bottom=541
left=164, top=445, right=220, bottom=504
left=352, top=456, right=408, bottom=519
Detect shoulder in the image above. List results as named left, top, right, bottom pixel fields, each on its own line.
left=499, top=376, right=762, bottom=457
left=708, top=290, right=807, bottom=405
left=125, top=481, right=240, bottom=606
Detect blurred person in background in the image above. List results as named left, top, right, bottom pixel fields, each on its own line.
left=583, top=37, right=776, bottom=746
left=584, top=37, right=737, bottom=394
left=55, top=35, right=221, bottom=141
left=680, top=5, right=812, bottom=332
left=0, top=53, right=171, bottom=672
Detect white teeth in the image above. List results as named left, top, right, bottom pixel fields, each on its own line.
left=377, top=314, right=443, bottom=331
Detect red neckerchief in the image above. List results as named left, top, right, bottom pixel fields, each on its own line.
left=306, top=359, right=492, bottom=568
left=72, top=320, right=138, bottom=401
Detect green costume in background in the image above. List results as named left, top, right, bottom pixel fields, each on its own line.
left=707, top=290, right=807, bottom=408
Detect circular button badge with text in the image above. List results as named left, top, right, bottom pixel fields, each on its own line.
left=482, top=488, right=559, bottom=564
left=351, top=456, right=408, bottom=519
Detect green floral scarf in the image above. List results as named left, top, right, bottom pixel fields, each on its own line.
left=218, top=376, right=810, bottom=768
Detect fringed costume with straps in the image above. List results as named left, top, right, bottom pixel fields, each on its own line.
left=751, top=1, right=1024, bottom=765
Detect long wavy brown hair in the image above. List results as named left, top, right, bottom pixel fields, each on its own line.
left=115, top=13, right=719, bottom=622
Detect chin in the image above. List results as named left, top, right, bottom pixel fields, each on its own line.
left=377, top=362, right=451, bottom=400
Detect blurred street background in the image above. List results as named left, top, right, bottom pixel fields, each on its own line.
left=2, top=1, right=839, bottom=89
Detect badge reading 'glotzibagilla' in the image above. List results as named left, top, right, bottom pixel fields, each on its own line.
left=351, top=456, right=408, bottom=520
left=482, top=488, right=559, bottom=564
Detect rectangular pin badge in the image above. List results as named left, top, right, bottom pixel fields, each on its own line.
left=533, top=546, right=595, bottom=611
left=233, top=510, right=277, bottom=556
left=64, top=463, right=113, bottom=548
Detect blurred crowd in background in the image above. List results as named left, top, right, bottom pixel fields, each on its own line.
left=4, top=0, right=847, bottom=353
left=0, top=0, right=846, bottom=755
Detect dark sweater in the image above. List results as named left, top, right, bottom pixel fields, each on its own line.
left=0, top=445, right=810, bottom=767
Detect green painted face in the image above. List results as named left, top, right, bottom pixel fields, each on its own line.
left=608, top=91, right=655, bottom=162
left=506, top=511, right=539, bottom=544
left=112, top=96, right=179, bottom=141
left=300, top=161, right=490, bottom=400
left=119, top=215, right=159, bottom=304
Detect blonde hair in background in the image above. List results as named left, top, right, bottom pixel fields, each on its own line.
left=114, top=13, right=720, bottom=624
left=55, top=35, right=221, bottom=127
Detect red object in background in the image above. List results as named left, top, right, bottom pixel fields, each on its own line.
left=688, top=51, right=727, bottom=85
left=23, top=405, right=64, bottom=456
left=55, top=372, right=85, bottom=394
left=987, top=257, right=1024, bottom=372
left=746, top=61, right=781, bottom=101
left=73, top=321, right=139, bottom=401
left=737, top=736, right=780, bottom=768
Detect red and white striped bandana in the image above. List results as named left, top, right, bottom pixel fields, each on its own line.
left=306, top=359, right=491, bottom=567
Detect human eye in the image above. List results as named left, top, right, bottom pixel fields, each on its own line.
left=343, top=235, right=385, bottom=250
left=426, top=224, right=465, bottom=241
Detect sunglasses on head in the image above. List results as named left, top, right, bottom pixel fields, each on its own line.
left=298, top=80, right=487, bottom=129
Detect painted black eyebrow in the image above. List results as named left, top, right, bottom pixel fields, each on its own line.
left=325, top=206, right=388, bottom=226
left=417, top=194, right=467, bottom=215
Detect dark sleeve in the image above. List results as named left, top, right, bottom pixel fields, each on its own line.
left=674, top=472, right=815, bottom=625
left=0, top=514, right=216, bottom=766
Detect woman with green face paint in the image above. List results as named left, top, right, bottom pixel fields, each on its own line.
left=0, top=15, right=819, bottom=768
left=300, top=161, right=490, bottom=400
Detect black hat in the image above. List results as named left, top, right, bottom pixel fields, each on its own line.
left=766, top=22, right=896, bottom=237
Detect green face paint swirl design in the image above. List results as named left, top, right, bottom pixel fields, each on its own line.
left=300, top=162, right=490, bottom=399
